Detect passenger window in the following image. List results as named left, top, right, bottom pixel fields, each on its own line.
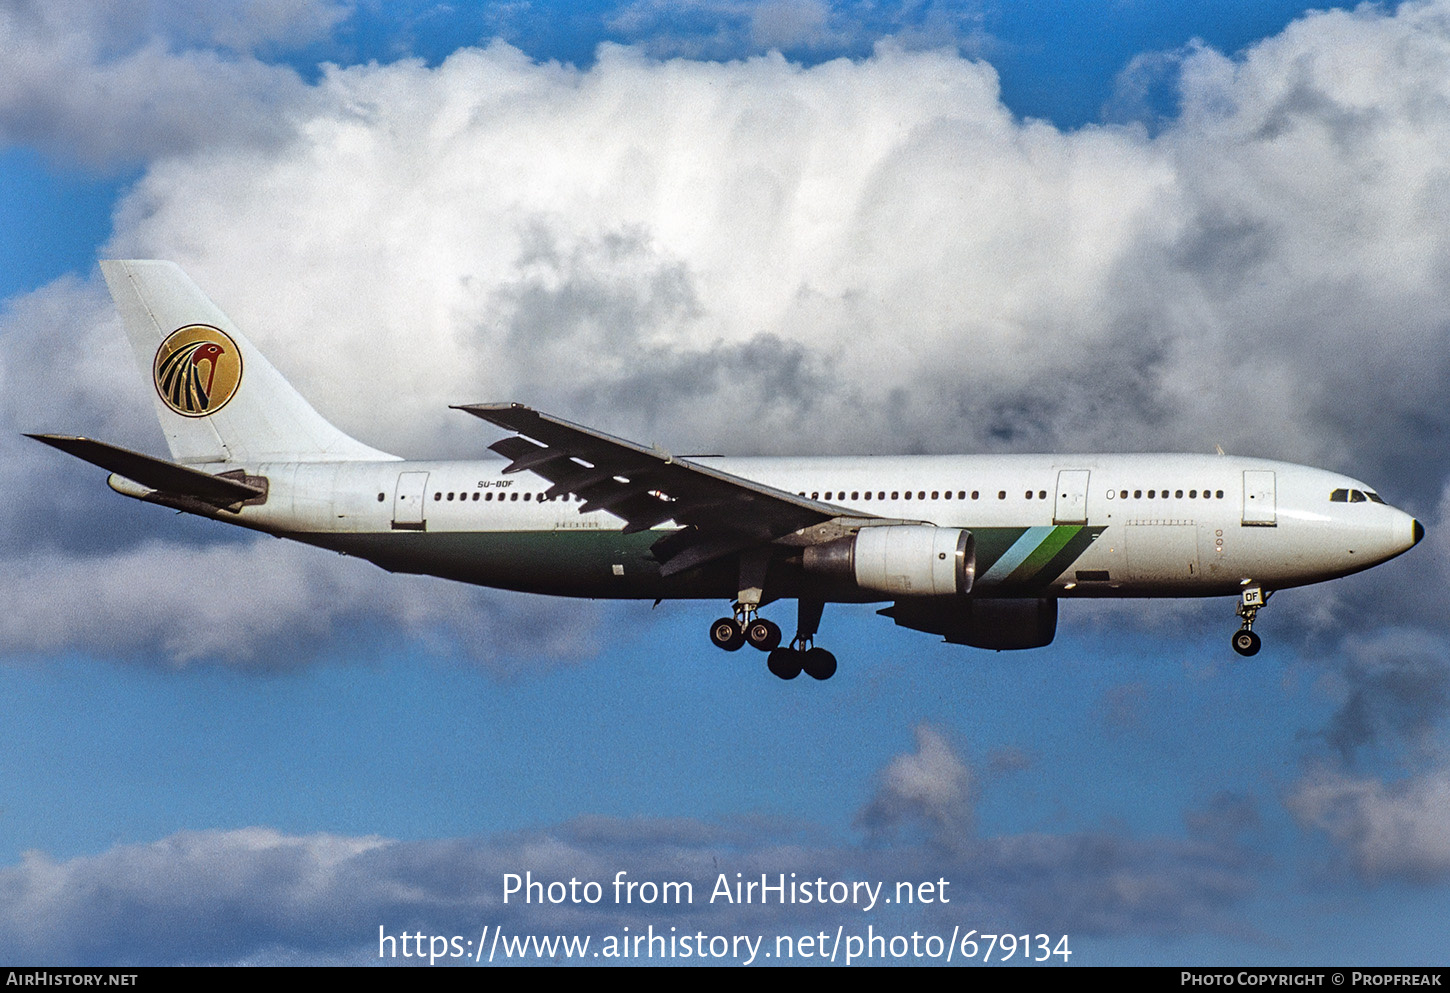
left=904, top=491, right=912, bottom=500
left=852, top=491, right=860, bottom=500
left=1147, top=490, right=1155, bottom=499
left=998, top=491, right=1006, bottom=500
left=1039, top=490, right=1046, bottom=500
left=1175, top=490, right=1183, bottom=498
left=971, top=491, right=979, bottom=500
left=1025, top=490, right=1033, bottom=500
left=932, top=491, right=939, bottom=500
left=434, top=492, right=442, bottom=501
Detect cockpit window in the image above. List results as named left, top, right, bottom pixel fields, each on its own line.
left=1331, top=488, right=1378, bottom=504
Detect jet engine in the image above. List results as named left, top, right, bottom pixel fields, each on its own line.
left=803, top=525, right=975, bottom=596
left=879, top=597, right=1058, bottom=650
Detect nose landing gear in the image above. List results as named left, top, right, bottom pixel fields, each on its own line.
left=1231, top=586, right=1269, bottom=657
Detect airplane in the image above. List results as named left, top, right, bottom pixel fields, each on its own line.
left=28, top=260, right=1424, bottom=680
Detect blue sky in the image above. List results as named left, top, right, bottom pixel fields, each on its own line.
left=3, top=0, right=1450, bottom=967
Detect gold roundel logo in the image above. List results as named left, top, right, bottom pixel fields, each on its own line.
left=154, top=325, right=243, bottom=417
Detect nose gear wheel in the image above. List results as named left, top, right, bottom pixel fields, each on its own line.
left=1231, top=586, right=1269, bottom=657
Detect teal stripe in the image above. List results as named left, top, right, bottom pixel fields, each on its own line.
left=977, top=526, right=1057, bottom=584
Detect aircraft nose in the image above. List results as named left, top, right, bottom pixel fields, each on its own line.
left=1393, top=511, right=1424, bottom=555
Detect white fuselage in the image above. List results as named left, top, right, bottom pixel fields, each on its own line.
left=134, top=452, right=1421, bottom=601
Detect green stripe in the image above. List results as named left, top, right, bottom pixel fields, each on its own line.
left=1004, top=525, right=1079, bottom=585
left=971, top=527, right=1029, bottom=574
left=1033, top=526, right=1106, bottom=587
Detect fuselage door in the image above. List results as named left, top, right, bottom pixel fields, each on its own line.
left=392, top=471, right=430, bottom=531
left=1242, top=470, right=1277, bottom=526
left=1054, top=469, right=1090, bottom=525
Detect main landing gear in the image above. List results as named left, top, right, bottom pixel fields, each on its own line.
left=709, top=599, right=836, bottom=680
left=1231, top=585, right=1269, bottom=657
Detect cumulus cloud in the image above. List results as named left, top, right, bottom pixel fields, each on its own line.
left=0, top=728, right=1259, bottom=963
left=0, top=0, right=343, bottom=167
left=9, top=1, right=1450, bottom=672
left=856, top=724, right=974, bottom=848
left=88, top=4, right=1450, bottom=487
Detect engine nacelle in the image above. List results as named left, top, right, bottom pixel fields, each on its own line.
left=803, top=525, right=975, bottom=596
left=880, top=597, right=1058, bottom=650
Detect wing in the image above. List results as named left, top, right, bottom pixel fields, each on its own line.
left=454, top=403, right=872, bottom=576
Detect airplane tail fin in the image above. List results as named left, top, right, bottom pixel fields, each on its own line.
left=100, top=260, right=397, bottom=464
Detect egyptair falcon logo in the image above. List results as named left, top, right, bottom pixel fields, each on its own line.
left=153, top=325, right=243, bottom=417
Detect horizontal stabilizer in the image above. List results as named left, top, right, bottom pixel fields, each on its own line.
left=26, top=435, right=265, bottom=503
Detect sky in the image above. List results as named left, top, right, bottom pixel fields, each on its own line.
left=2, top=0, right=1450, bottom=967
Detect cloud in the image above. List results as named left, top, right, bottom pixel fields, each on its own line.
left=1317, top=628, right=1450, bottom=760
left=856, top=724, right=974, bottom=848
left=1287, top=767, right=1450, bottom=884
left=0, top=534, right=607, bottom=672
left=88, top=5, right=1450, bottom=484
left=0, top=727, right=1260, bottom=963
left=8, top=3, right=1450, bottom=670
left=1283, top=624, right=1450, bottom=883
left=0, top=0, right=345, bottom=168
left=603, top=0, right=990, bottom=61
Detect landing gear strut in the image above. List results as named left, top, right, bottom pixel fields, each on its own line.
left=766, top=599, right=836, bottom=681
left=1232, top=586, right=1268, bottom=657
left=706, top=598, right=836, bottom=680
